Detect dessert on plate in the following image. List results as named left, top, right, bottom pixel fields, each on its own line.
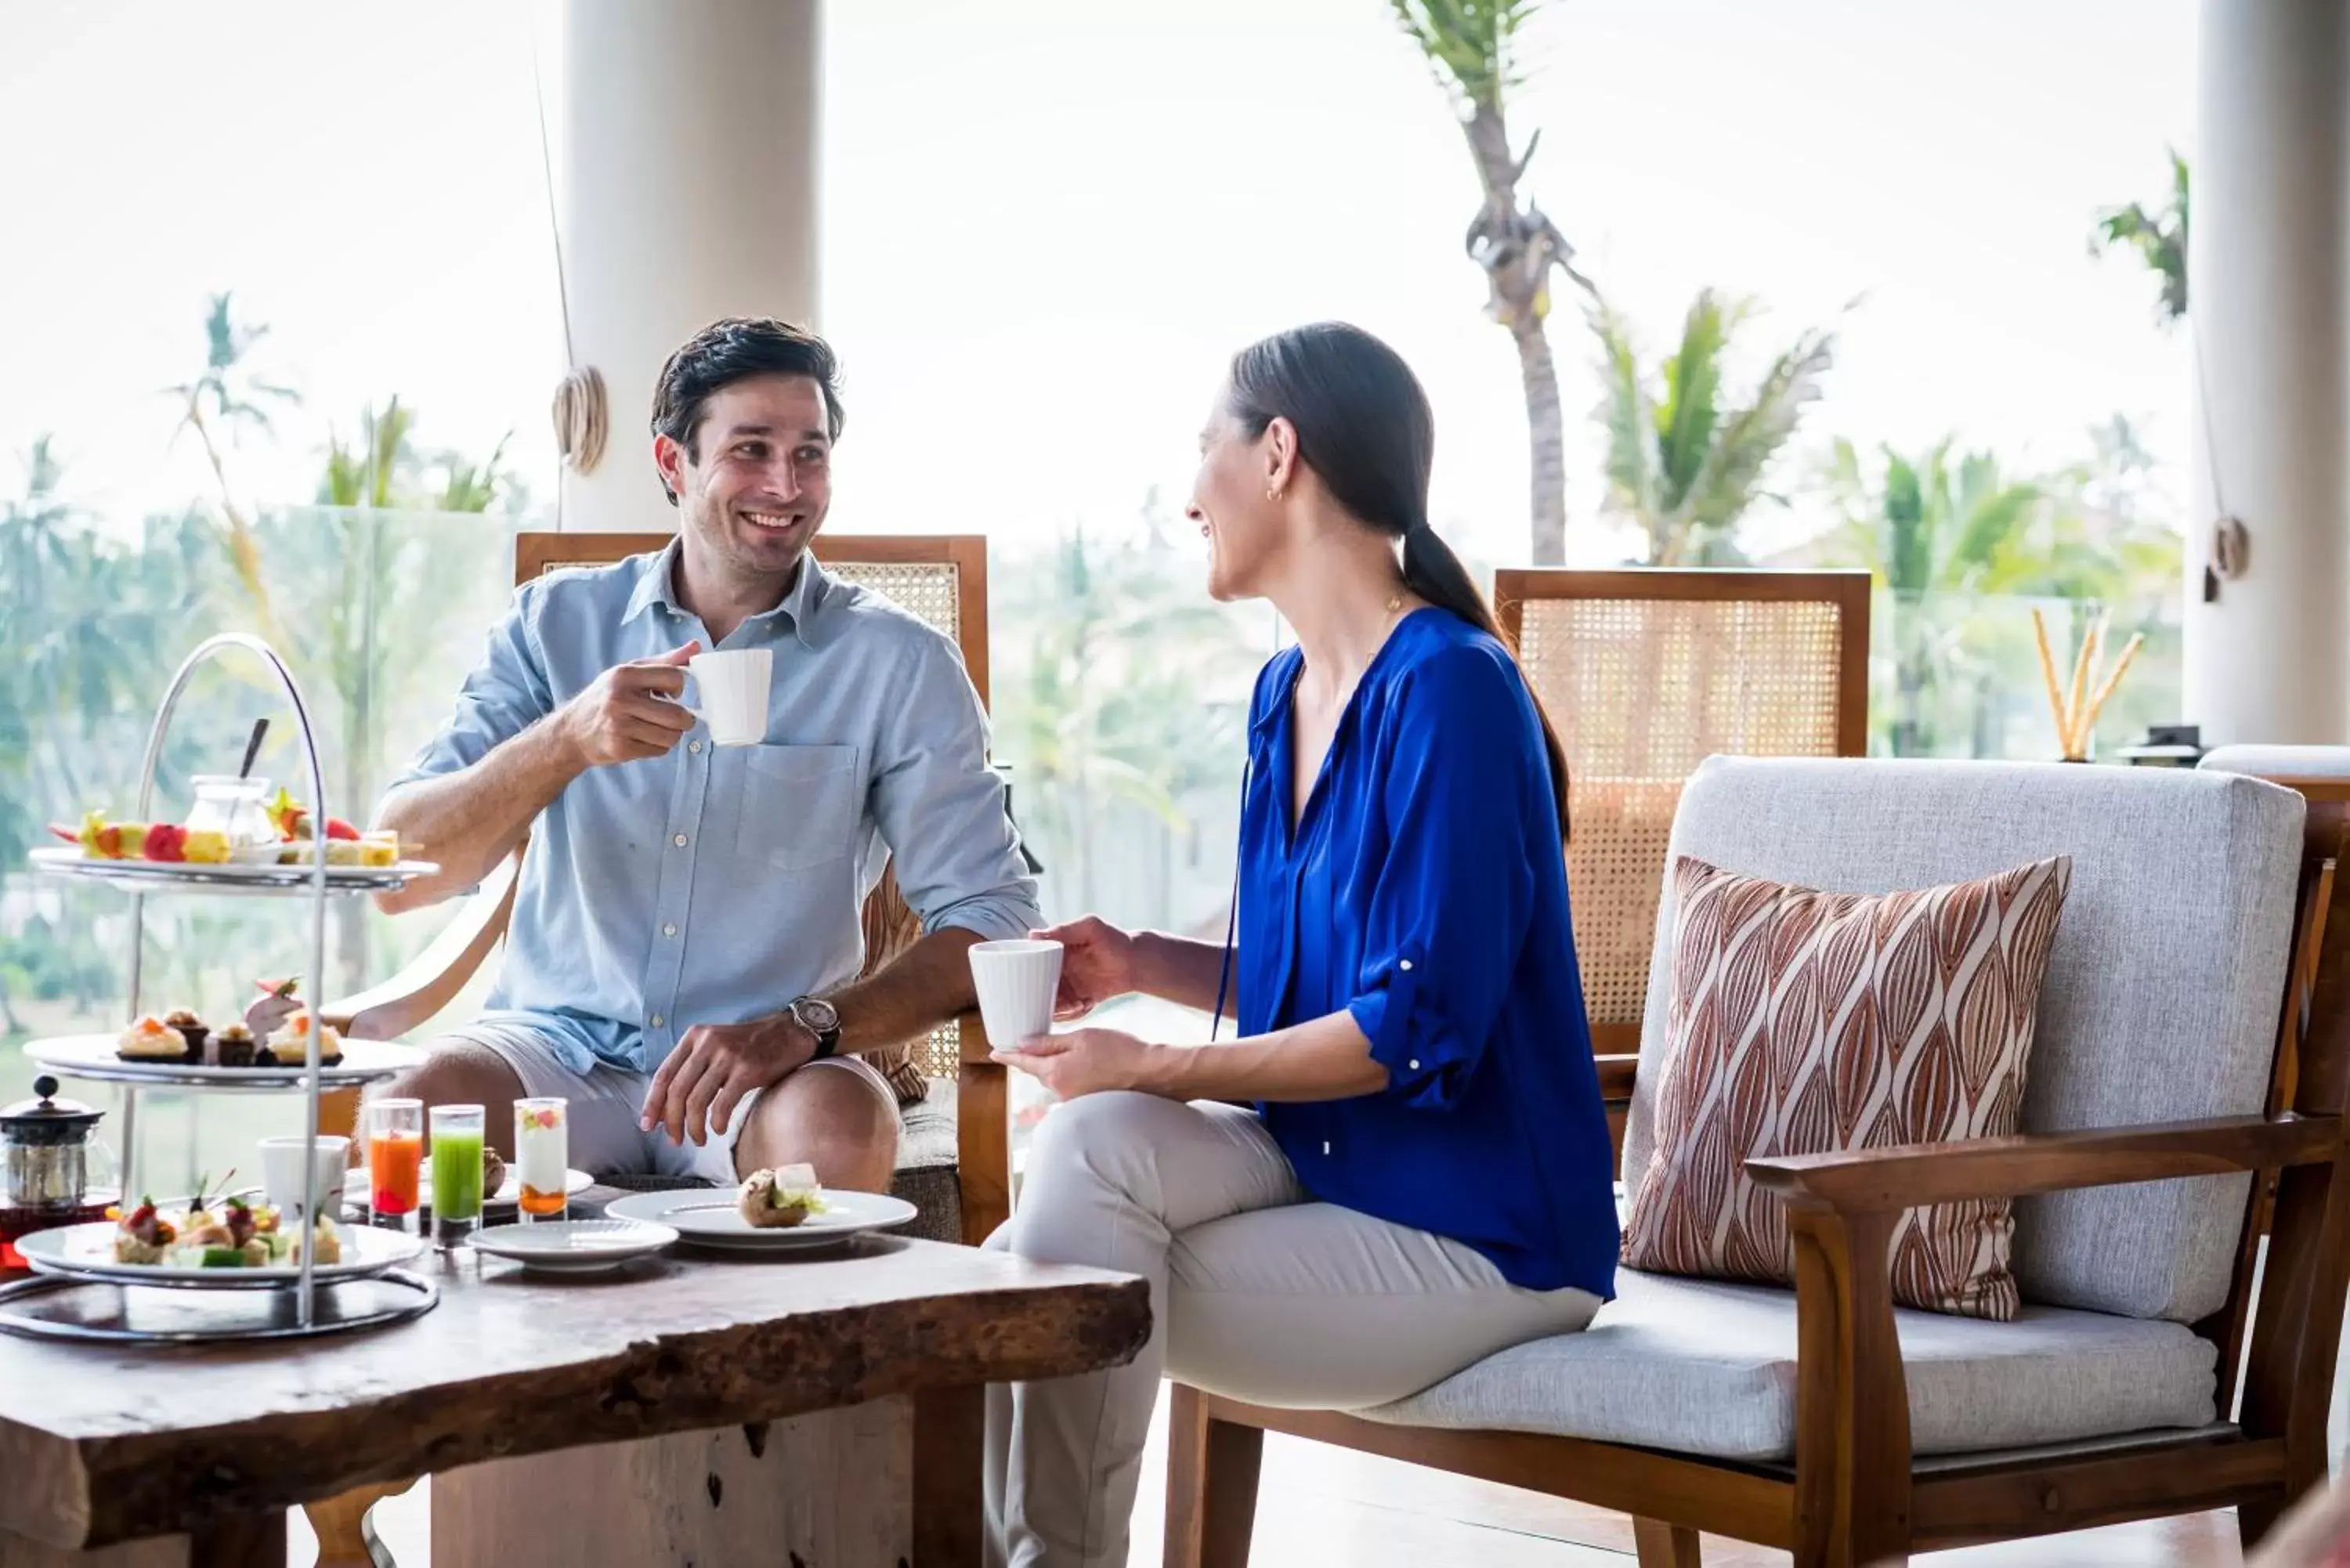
left=212, top=1022, right=258, bottom=1068
left=262, top=1010, right=344, bottom=1068
left=117, top=1014, right=194, bottom=1063
left=162, top=1007, right=208, bottom=1058
left=108, top=1186, right=342, bottom=1269
left=736, top=1163, right=824, bottom=1228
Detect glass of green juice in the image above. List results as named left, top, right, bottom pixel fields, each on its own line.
left=429, top=1103, right=486, bottom=1248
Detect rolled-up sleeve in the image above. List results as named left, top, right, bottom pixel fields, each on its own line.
left=869, top=631, right=1043, bottom=942
left=385, top=587, right=554, bottom=797
left=1345, top=647, right=1543, bottom=1111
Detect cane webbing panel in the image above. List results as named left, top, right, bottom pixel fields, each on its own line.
left=1518, top=595, right=1851, bottom=1029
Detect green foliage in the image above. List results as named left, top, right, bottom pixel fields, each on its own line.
left=2090, top=148, right=2189, bottom=326
left=1390, top=0, right=1544, bottom=114
left=1593, top=287, right=1838, bottom=565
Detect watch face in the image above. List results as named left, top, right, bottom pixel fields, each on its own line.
left=796, top=997, right=840, bottom=1032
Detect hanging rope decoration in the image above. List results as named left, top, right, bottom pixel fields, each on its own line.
left=551, top=366, right=607, bottom=475
left=2192, top=327, right=2250, bottom=603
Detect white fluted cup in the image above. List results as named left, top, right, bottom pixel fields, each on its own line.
left=969, top=939, right=1065, bottom=1049
left=674, top=648, right=772, bottom=746
left=259, top=1134, right=349, bottom=1223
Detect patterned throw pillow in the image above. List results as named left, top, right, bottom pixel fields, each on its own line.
left=1621, top=853, right=2072, bottom=1320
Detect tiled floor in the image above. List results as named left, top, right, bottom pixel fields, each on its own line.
left=327, top=1388, right=2256, bottom=1566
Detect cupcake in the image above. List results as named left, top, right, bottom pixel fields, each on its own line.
left=212, top=1022, right=257, bottom=1068
left=116, top=1015, right=187, bottom=1062
left=162, top=1008, right=208, bottom=1061
left=264, top=1010, right=344, bottom=1068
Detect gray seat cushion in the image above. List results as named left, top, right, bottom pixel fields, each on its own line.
left=1360, top=1269, right=2218, bottom=1461
left=1623, top=758, right=2304, bottom=1323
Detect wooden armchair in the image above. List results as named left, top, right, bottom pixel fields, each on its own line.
left=316, top=530, right=1010, bottom=1245
left=1169, top=757, right=2349, bottom=1568
left=302, top=532, right=1010, bottom=1568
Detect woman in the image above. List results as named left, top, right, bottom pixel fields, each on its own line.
left=984, top=322, right=1618, bottom=1567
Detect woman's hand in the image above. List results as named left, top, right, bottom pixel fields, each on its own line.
left=993, top=1027, right=1160, bottom=1099
left=1033, top=916, right=1139, bottom=1020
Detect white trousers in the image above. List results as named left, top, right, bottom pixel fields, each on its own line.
left=983, top=1092, right=1600, bottom=1568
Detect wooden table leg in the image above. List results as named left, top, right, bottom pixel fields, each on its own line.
left=1, top=1512, right=286, bottom=1568
left=432, top=1397, right=913, bottom=1568
left=913, top=1383, right=985, bottom=1567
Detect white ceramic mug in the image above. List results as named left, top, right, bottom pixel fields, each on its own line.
left=671, top=648, right=772, bottom=746
left=968, top=939, right=1065, bottom=1049
left=258, top=1134, right=350, bottom=1220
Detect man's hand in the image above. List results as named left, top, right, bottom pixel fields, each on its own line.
left=992, top=1026, right=1160, bottom=1100
left=640, top=1012, right=815, bottom=1146
left=555, top=642, right=702, bottom=769
left=1034, top=916, right=1139, bottom=1020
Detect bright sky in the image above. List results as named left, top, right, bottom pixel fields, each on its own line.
left=0, top=0, right=2196, bottom=569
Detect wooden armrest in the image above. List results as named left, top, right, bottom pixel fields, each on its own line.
left=1595, top=1053, right=1638, bottom=1101
left=1748, top=1112, right=2342, bottom=1214
left=322, top=854, right=520, bottom=1040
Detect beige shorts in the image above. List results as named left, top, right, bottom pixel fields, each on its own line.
left=450, top=1020, right=897, bottom=1185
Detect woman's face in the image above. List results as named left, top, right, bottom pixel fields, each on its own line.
left=1188, top=393, right=1289, bottom=603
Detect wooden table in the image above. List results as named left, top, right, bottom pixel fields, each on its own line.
left=0, top=1234, right=1148, bottom=1567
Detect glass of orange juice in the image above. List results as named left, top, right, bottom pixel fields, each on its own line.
left=365, top=1097, right=424, bottom=1233
left=514, top=1097, right=568, bottom=1223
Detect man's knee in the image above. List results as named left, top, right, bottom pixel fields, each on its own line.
left=739, top=1064, right=899, bottom=1189
left=385, top=1039, right=526, bottom=1147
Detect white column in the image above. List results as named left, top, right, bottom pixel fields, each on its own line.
left=2184, top=0, right=2350, bottom=745
left=558, top=0, right=822, bottom=534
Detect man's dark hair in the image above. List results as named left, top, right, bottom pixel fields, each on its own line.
left=649, top=317, right=844, bottom=502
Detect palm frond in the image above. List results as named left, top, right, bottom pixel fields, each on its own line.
left=1391, top=0, right=1544, bottom=114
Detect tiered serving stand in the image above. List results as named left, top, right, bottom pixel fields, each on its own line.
left=0, top=634, right=441, bottom=1343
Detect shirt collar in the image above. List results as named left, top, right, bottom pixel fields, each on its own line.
left=620, top=537, right=825, bottom=647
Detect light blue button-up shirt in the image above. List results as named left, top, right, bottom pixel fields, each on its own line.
left=389, top=540, right=1042, bottom=1075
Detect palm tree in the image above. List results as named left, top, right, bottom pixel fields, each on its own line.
left=1592, top=287, right=1837, bottom=567
left=1392, top=0, right=1590, bottom=565
left=2090, top=150, right=2189, bottom=327
left=167, top=293, right=302, bottom=638
left=1813, top=439, right=2045, bottom=755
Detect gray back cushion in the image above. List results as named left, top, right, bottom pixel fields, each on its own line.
left=1620, top=757, right=2303, bottom=1323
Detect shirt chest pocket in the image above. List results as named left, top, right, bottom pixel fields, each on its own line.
left=735, top=744, right=862, bottom=870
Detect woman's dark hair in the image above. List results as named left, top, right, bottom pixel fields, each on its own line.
left=649, top=317, right=844, bottom=504
left=1226, top=321, right=1571, bottom=842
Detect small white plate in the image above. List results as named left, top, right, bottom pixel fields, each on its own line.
left=13, top=1219, right=425, bottom=1288
left=604, top=1187, right=917, bottom=1251
left=343, top=1163, right=592, bottom=1209
left=28, top=1033, right=425, bottom=1089
left=466, top=1219, right=676, bottom=1274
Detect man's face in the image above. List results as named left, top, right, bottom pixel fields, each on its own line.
left=656, top=374, right=833, bottom=581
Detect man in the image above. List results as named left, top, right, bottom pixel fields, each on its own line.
left=374, top=317, right=1039, bottom=1192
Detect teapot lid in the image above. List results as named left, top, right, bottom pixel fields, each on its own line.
left=1, top=1075, right=103, bottom=1146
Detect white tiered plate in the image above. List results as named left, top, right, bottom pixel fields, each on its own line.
left=605, top=1188, right=917, bottom=1252
left=29, top=845, right=437, bottom=898
left=466, top=1219, right=677, bottom=1274
left=27, top=1033, right=425, bottom=1090
left=13, top=1220, right=425, bottom=1288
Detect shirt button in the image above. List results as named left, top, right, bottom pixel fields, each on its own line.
left=1321, top=1140, right=1332, bottom=1156
left=1408, top=1059, right=1421, bottom=1071
left=672, top=833, right=689, bottom=848
left=649, top=1013, right=664, bottom=1029
left=689, top=740, right=704, bottom=755
left=1399, top=959, right=1414, bottom=972
left=663, top=923, right=678, bottom=938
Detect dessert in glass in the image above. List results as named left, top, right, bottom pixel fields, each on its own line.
left=429, top=1103, right=485, bottom=1248
left=366, top=1097, right=424, bottom=1233
left=514, top=1097, right=568, bottom=1223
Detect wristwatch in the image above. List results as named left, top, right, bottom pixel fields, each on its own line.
left=787, top=995, right=841, bottom=1060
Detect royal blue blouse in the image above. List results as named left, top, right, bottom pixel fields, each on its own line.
left=1234, top=609, right=1618, bottom=1298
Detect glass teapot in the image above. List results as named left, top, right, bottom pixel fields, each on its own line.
left=2, top=1075, right=111, bottom=1215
